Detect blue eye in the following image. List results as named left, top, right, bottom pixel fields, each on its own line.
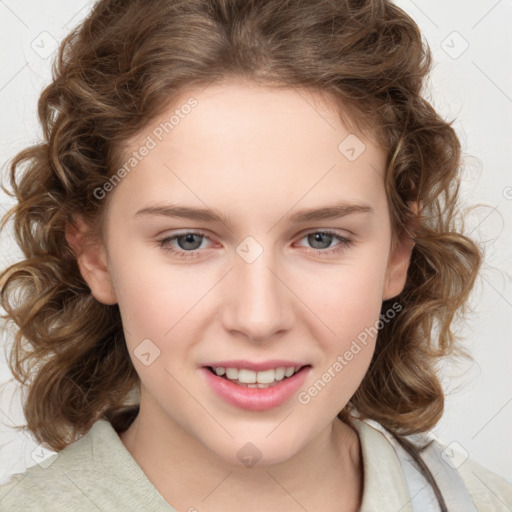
left=156, top=229, right=353, bottom=260
left=157, top=231, right=211, bottom=260
left=299, top=231, right=352, bottom=253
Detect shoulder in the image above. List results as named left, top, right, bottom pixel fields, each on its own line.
left=407, top=432, right=512, bottom=511
left=0, top=419, right=176, bottom=512
left=425, top=433, right=512, bottom=510
left=456, top=454, right=512, bottom=510
left=0, top=421, right=107, bottom=511
left=352, top=417, right=512, bottom=511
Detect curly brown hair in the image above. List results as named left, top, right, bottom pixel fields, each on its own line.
left=1, top=0, right=481, bottom=464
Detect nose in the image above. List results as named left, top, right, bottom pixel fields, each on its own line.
left=220, top=245, right=295, bottom=343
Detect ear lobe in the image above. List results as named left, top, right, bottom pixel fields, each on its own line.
left=65, top=217, right=117, bottom=305
left=382, top=202, right=418, bottom=301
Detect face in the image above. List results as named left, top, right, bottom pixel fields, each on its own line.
left=72, top=79, right=412, bottom=467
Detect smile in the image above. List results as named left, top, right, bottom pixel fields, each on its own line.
left=201, top=364, right=312, bottom=411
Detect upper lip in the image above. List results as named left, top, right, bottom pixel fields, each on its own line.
left=202, top=360, right=311, bottom=372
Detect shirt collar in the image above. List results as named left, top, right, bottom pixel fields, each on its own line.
left=351, top=417, right=413, bottom=512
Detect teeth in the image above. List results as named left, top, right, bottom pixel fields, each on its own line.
left=212, top=366, right=300, bottom=384
left=284, top=367, right=295, bottom=378
left=256, top=369, right=277, bottom=384
left=238, top=369, right=257, bottom=383
left=225, top=367, right=239, bottom=379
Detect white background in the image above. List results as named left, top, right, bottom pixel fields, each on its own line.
left=0, top=0, right=511, bottom=485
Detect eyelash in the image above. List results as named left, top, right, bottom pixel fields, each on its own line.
left=156, top=230, right=353, bottom=260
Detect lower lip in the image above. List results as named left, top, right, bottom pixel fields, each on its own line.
left=201, top=366, right=311, bottom=411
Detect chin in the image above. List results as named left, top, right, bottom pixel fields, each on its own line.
left=201, top=430, right=307, bottom=470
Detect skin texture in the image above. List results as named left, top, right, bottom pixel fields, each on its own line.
left=66, top=79, right=415, bottom=512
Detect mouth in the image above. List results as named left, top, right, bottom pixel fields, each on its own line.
left=201, top=363, right=312, bottom=411
left=205, top=364, right=311, bottom=388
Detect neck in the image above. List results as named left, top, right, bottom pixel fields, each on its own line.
left=119, top=399, right=363, bottom=512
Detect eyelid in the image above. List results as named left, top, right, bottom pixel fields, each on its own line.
left=297, top=227, right=353, bottom=240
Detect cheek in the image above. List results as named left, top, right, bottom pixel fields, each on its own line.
left=294, top=266, right=386, bottom=411
left=109, top=262, right=202, bottom=397
left=107, top=238, right=206, bottom=339
left=291, top=252, right=389, bottom=407
left=296, top=254, right=388, bottom=340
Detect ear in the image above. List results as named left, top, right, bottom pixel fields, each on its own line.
left=65, top=216, right=117, bottom=305
left=382, top=202, right=418, bottom=301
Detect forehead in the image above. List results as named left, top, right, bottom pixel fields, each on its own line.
left=114, top=80, right=388, bottom=220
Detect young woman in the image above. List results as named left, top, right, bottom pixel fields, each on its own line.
left=1, top=0, right=511, bottom=511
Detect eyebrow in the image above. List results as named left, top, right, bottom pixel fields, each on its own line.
left=134, top=201, right=373, bottom=228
